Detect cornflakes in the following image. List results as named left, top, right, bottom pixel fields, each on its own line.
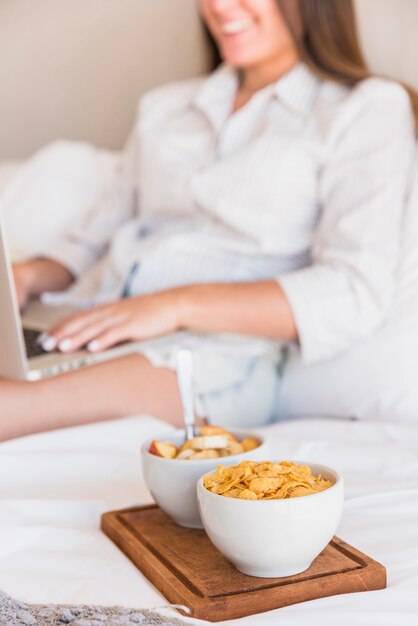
left=204, top=460, right=332, bottom=499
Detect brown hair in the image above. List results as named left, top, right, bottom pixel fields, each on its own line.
left=276, top=0, right=418, bottom=126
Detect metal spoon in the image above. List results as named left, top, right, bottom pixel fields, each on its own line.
left=175, top=349, right=195, bottom=441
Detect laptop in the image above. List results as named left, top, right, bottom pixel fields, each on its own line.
left=0, top=210, right=149, bottom=381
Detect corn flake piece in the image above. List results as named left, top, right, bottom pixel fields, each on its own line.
left=288, top=486, right=313, bottom=498
left=222, top=488, right=245, bottom=498
left=211, top=479, right=240, bottom=495
left=239, top=489, right=258, bottom=500
left=248, top=476, right=284, bottom=495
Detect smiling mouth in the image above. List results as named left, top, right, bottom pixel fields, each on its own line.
left=219, top=18, right=254, bottom=35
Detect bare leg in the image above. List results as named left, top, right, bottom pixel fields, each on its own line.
left=0, top=354, right=183, bottom=441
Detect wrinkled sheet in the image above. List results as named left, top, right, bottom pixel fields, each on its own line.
left=0, top=415, right=417, bottom=625
left=0, top=144, right=117, bottom=262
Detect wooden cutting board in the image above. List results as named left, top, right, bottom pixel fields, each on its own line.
left=101, top=505, right=386, bottom=622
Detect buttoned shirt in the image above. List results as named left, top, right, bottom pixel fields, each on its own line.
left=44, top=63, right=415, bottom=363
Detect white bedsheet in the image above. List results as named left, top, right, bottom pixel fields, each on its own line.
left=0, top=416, right=417, bottom=625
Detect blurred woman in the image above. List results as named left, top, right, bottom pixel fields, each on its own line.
left=5, top=0, right=417, bottom=440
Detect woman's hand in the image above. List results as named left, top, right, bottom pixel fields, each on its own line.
left=42, top=291, right=183, bottom=354
left=41, top=280, right=297, bottom=354
left=13, top=259, right=74, bottom=310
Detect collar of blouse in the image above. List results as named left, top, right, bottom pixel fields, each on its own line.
left=192, top=61, right=322, bottom=131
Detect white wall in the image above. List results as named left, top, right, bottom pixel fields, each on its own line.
left=355, top=0, right=418, bottom=88
left=0, top=0, right=211, bottom=158
left=0, top=0, right=417, bottom=159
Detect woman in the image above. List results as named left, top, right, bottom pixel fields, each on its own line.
left=4, top=0, right=417, bottom=440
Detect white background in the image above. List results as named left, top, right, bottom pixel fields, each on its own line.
left=0, top=0, right=417, bottom=158
left=0, top=415, right=417, bottom=624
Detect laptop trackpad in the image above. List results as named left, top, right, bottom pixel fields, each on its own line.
left=22, top=300, right=78, bottom=331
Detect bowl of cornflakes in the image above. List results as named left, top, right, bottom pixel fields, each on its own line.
left=141, top=426, right=267, bottom=529
left=197, top=460, right=343, bottom=578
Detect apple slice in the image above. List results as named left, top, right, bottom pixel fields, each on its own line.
left=177, top=439, right=195, bottom=454
left=226, top=441, right=244, bottom=456
left=241, top=437, right=260, bottom=452
left=190, top=435, right=229, bottom=450
left=201, top=425, right=238, bottom=442
left=149, top=440, right=177, bottom=459
left=189, top=449, right=220, bottom=460
left=176, top=448, right=195, bottom=460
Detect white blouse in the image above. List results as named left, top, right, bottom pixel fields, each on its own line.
left=44, top=63, right=416, bottom=364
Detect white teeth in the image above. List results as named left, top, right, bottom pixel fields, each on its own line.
left=221, top=19, right=253, bottom=35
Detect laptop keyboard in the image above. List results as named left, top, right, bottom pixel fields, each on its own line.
left=23, top=328, right=47, bottom=358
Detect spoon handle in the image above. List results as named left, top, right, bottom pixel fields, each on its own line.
left=176, top=349, right=195, bottom=440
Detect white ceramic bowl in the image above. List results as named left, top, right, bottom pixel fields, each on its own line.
left=197, top=461, right=343, bottom=577
left=141, top=428, right=268, bottom=529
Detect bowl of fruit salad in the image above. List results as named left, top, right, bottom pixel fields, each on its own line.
left=141, top=425, right=268, bottom=528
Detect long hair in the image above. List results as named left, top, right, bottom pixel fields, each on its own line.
left=276, top=0, right=418, bottom=126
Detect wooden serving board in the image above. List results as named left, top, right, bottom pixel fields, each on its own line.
left=101, top=505, right=386, bottom=622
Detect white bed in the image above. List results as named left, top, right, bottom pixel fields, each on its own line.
left=0, top=416, right=417, bottom=625
left=1, top=1, right=418, bottom=623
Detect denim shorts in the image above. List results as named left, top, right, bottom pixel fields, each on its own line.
left=194, top=352, right=283, bottom=428
left=137, top=335, right=284, bottom=428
